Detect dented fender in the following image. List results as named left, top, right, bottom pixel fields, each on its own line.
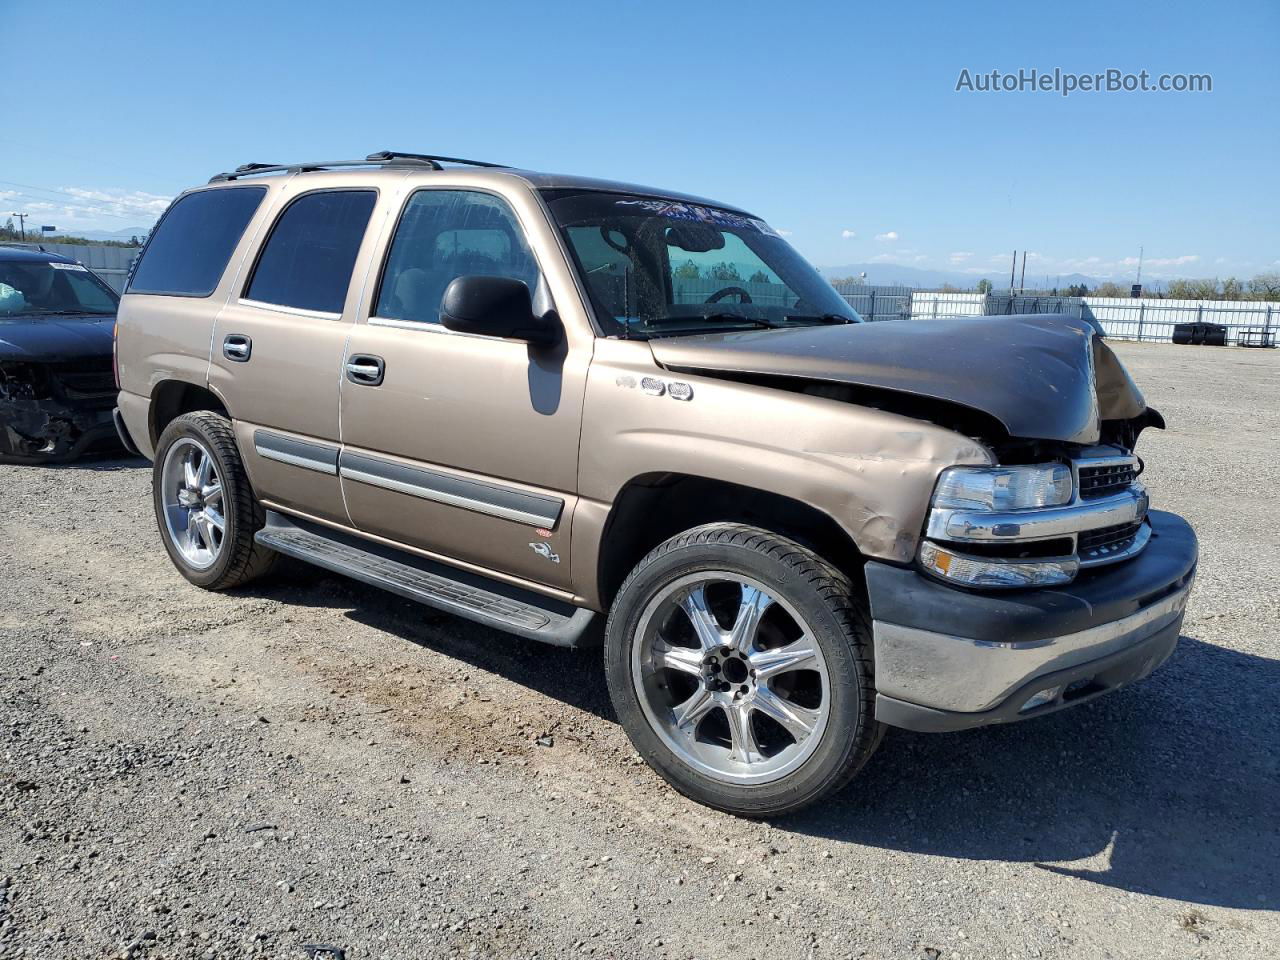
left=572, top=340, right=993, bottom=589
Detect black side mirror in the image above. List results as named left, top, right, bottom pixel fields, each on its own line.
left=440, top=275, right=559, bottom=345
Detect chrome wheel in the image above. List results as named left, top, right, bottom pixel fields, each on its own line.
left=632, top=573, right=831, bottom=785
left=160, top=437, right=226, bottom=570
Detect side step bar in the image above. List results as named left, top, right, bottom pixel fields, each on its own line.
left=255, top=511, right=600, bottom=648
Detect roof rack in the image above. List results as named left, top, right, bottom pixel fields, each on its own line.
left=208, top=151, right=507, bottom=183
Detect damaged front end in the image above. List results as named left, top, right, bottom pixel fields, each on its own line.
left=649, top=313, right=1168, bottom=575
left=0, top=357, right=121, bottom=463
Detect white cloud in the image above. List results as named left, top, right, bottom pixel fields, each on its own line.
left=949, top=251, right=974, bottom=263
left=869, top=251, right=928, bottom=264
left=840, top=229, right=856, bottom=239
left=1119, top=254, right=1198, bottom=267
left=875, top=231, right=899, bottom=242
left=10, top=186, right=174, bottom=229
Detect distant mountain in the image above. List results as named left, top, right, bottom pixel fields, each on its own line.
left=45, top=226, right=152, bottom=243
left=815, top=262, right=1153, bottom=292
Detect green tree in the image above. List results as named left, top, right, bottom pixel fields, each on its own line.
left=1167, top=278, right=1218, bottom=300
left=672, top=259, right=700, bottom=280
left=705, top=262, right=742, bottom=282
left=748, top=270, right=771, bottom=284
left=1248, top=272, right=1280, bottom=301
left=1094, top=281, right=1127, bottom=298
left=975, top=278, right=992, bottom=294
left=1220, top=277, right=1243, bottom=300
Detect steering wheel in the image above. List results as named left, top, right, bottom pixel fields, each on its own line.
left=705, top=286, right=753, bottom=304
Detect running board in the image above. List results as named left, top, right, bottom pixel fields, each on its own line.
left=255, top=511, right=600, bottom=648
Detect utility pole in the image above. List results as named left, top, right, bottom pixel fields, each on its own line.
left=1135, top=245, right=1143, bottom=287
left=1009, top=250, right=1017, bottom=296
left=1019, top=251, right=1027, bottom=294
left=9, top=212, right=27, bottom=242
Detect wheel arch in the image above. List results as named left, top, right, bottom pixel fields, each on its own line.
left=593, top=472, right=866, bottom=611
left=149, top=378, right=230, bottom=448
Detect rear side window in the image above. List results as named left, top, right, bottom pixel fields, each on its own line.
left=128, top=187, right=266, bottom=297
left=245, top=190, right=376, bottom=314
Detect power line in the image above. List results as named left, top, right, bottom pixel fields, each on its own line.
left=0, top=179, right=167, bottom=222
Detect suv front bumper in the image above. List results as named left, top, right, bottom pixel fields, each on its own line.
left=866, top=509, right=1197, bottom=732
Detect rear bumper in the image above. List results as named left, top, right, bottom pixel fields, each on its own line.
left=866, top=509, right=1197, bottom=732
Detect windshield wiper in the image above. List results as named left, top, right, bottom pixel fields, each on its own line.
left=781, top=313, right=854, bottom=325
left=640, top=313, right=778, bottom=330
left=29, top=309, right=115, bottom=317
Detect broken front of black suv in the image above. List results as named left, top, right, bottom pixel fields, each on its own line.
left=0, top=349, right=121, bottom=463
left=0, top=251, right=124, bottom=464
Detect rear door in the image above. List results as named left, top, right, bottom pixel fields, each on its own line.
left=209, top=185, right=379, bottom=525
left=337, top=185, right=592, bottom=590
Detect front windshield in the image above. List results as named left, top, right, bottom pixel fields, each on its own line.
left=541, top=190, right=860, bottom=337
left=0, top=259, right=119, bottom=317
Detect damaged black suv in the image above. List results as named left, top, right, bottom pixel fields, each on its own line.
left=0, top=247, right=123, bottom=463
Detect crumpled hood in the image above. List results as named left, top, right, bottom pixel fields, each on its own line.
left=648, top=313, right=1149, bottom=445
left=0, top=315, right=116, bottom=361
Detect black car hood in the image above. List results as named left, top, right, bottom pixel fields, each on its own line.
left=649, top=313, right=1150, bottom=444
left=0, top=315, right=116, bottom=361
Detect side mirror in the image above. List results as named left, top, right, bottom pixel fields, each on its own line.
left=440, top=275, right=559, bottom=345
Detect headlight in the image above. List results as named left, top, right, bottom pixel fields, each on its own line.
left=932, top=463, right=1073, bottom=512
left=919, top=541, right=1078, bottom=589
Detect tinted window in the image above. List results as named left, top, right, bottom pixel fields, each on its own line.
left=246, top=190, right=377, bottom=314
left=129, top=187, right=266, bottom=297
left=376, top=190, right=539, bottom=324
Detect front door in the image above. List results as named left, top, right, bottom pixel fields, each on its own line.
left=338, top=187, right=589, bottom=590
left=209, top=186, right=378, bottom=525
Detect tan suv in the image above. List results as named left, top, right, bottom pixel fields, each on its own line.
left=114, top=152, right=1197, bottom=815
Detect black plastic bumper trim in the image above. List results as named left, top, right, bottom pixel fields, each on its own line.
left=112, top=406, right=141, bottom=457
left=865, top=509, right=1197, bottom=645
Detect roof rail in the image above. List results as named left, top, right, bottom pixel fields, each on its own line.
left=208, top=151, right=507, bottom=183
left=364, top=151, right=507, bottom=169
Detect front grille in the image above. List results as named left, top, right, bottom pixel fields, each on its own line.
left=1078, top=520, right=1143, bottom=562
left=1078, top=461, right=1137, bottom=499
left=52, top=361, right=116, bottom=401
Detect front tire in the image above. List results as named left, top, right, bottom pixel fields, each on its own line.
left=152, top=411, right=277, bottom=590
left=604, top=523, right=882, bottom=816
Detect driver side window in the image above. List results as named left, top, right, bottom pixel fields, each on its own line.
left=376, top=190, right=540, bottom=325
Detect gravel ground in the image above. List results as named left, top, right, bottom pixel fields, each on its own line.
left=1, top=341, right=1276, bottom=960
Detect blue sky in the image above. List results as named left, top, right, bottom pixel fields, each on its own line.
left=2, top=0, right=1276, bottom=282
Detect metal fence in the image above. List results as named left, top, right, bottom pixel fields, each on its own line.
left=831, top=283, right=914, bottom=322
left=910, top=290, right=1277, bottom=346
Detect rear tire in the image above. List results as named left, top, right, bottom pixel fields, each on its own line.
left=604, top=523, right=882, bottom=816
left=152, top=411, right=278, bottom=589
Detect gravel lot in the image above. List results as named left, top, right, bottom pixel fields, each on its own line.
left=1, top=341, right=1276, bottom=960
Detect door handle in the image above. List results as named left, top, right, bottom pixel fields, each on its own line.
left=223, top=334, right=252, bottom=362
left=345, top=354, right=385, bottom=386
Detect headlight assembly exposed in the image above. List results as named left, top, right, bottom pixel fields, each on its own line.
left=918, top=541, right=1079, bottom=589
left=932, top=463, right=1073, bottom=512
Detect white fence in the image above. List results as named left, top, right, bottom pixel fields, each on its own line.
left=906, top=291, right=1277, bottom=345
